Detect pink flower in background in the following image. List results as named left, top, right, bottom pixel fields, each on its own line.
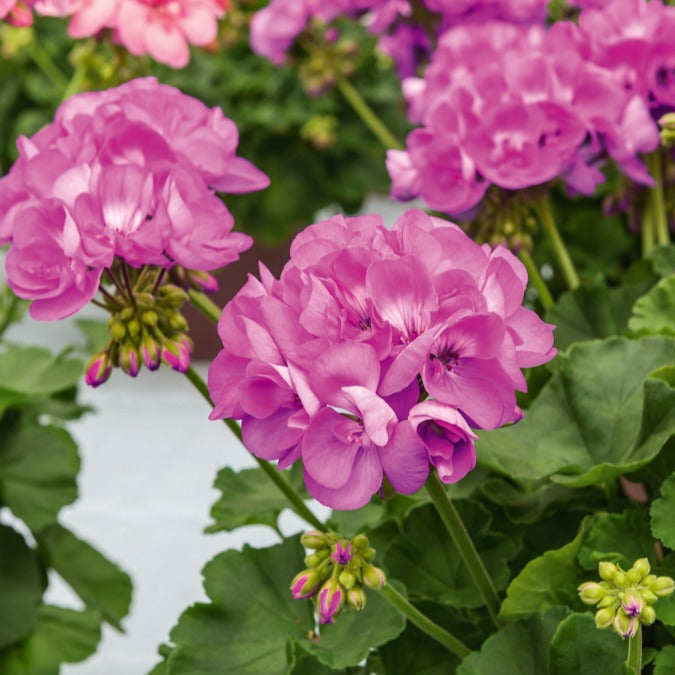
left=34, top=0, right=117, bottom=36
left=1, top=77, right=268, bottom=382
left=0, top=0, right=34, bottom=24
left=209, top=209, right=556, bottom=510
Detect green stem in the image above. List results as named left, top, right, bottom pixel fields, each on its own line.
left=0, top=293, right=20, bottom=341
left=184, top=366, right=326, bottom=532
left=425, top=471, right=503, bottom=627
left=188, top=289, right=222, bottom=324
left=647, top=151, right=670, bottom=247
left=533, top=196, right=580, bottom=291
left=517, top=249, right=554, bottom=311
left=334, top=73, right=404, bottom=151
left=379, top=584, right=471, bottom=659
left=626, top=624, right=642, bottom=673
left=641, top=196, right=655, bottom=257
left=27, top=40, right=69, bottom=91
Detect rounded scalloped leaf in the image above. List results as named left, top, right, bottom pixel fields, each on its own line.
left=651, top=472, right=675, bottom=550
left=629, top=276, right=675, bottom=336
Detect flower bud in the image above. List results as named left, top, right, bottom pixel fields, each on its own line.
left=641, top=589, right=658, bottom=605
left=318, top=579, right=344, bottom=624
left=650, top=576, right=675, bottom=598
left=338, top=570, right=356, bottom=590
left=84, top=352, right=112, bottom=388
left=109, top=319, right=126, bottom=341
left=142, top=310, right=159, bottom=326
left=614, top=611, right=637, bottom=638
left=169, top=312, right=188, bottom=332
left=189, top=270, right=219, bottom=293
left=639, top=604, right=656, bottom=625
left=157, top=285, right=188, bottom=309
left=162, top=340, right=191, bottom=373
left=332, top=541, right=352, bottom=565
left=597, top=595, right=618, bottom=609
left=141, top=337, right=161, bottom=371
left=352, top=534, right=369, bottom=550
left=632, top=558, right=651, bottom=580
left=120, top=343, right=140, bottom=377
left=594, top=607, right=615, bottom=629
left=346, top=586, right=366, bottom=610
left=362, top=547, right=376, bottom=562
left=578, top=582, right=606, bottom=605
left=290, top=569, right=321, bottom=600
left=362, top=564, right=386, bottom=590
left=127, top=318, right=141, bottom=339
left=305, top=552, right=326, bottom=568
left=301, top=531, right=327, bottom=550
left=613, top=572, right=628, bottom=590
left=621, top=594, right=642, bottom=617
left=626, top=568, right=642, bottom=586
left=599, top=562, right=619, bottom=581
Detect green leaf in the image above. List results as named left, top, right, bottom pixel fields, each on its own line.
left=651, top=472, right=675, bottom=550
left=579, top=509, right=656, bottom=570
left=649, top=244, right=675, bottom=277
left=457, top=606, right=570, bottom=675
left=549, top=612, right=629, bottom=675
left=654, top=645, right=675, bottom=674
left=629, top=276, right=675, bottom=335
left=207, top=466, right=307, bottom=533
left=0, top=424, right=79, bottom=531
left=547, top=277, right=652, bottom=350
left=74, top=318, right=109, bottom=354
left=37, top=524, right=132, bottom=630
left=477, top=337, right=675, bottom=486
left=0, top=345, right=82, bottom=397
left=385, top=501, right=518, bottom=608
left=500, top=520, right=589, bottom=621
left=0, top=605, right=101, bottom=675
left=0, top=524, right=44, bottom=650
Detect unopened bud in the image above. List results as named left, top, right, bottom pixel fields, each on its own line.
left=301, top=531, right=327, bottom=549
left=362, top=547, right=376, bottom=562
left=142, top=310, right=159, bottom=327
left=352, top=534, right=369, bottom=550
left=362, top=564, right=386, bottom=590
left=109, top=319, right=126, bottom=341
left=613, top=572, right=628, bottom=590
left=318, top=579, right=344, bottom=624
left=641, top=589, right=658, bottom=605
left=162, top=340, right=190, bottom=373
left=614, top=611, right=637, bottom=638
left=626, top=567, right=642, bottom=585
left=127, top=318, right=141, bottom=339
left=188, top=270, right=219, bottom=293
left=338, top=570, right=356, bottom=590
left=595, top=607, right=615, bottom=629
left=640, top=604, right=656, bottom=625
left=141, top=337, right=161, bottom=371
left=169, top=312, right=188, bottom=332
left=621, top=594, right=642, bottom=617
left=120, top=343, right=140, bottom=377
left=650, top=576, right=675, bottom=598
left=84, top=352, right=112, bottom=388
left=578, top=582, right=606, bottom=605
left=305, top=552, right=326, bottom=568
left=157, top=285, right=188, bottom=308
left=597, top=594, right=618, bottom=609
left=660, top=113, right=675, bottom=147
left=599, top=562, right=619, bottom=581
left=346, top=586, right=366, bottom=610
left=290, top=569, right=321, bottom=600
left=120, top=307, right=135, bottom=321
left=632, top=558, right=651, bottom=580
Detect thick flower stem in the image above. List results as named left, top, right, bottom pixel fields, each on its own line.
left=335, top=73, right=404, bottom=151
left=533, top=196, right=580, bottom=291
left=27, top=39, right=69, bottom=92
left=184, top=365, right=326, bottom=532
left=626, top=624, right=642, bottom=673
left=517, top=249, right=554, bottom=311
left=188, top=289, right=222, bottom=324
left=379, top=583, right=471, bottom=659
left=647, top=151, right=670, bottom=248
left=0, top=294, right=20, bottom=341
left=425, top=471, right=503, bottom=628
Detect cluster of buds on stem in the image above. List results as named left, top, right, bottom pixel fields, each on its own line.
left=578, top=558, right=675, bottom=639
left=290, top=530, right=386, bottom=624
left=84, top=262, right=201, bottom=387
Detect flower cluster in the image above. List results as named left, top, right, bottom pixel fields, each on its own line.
left=0, top=76, right=267, bottom=323
left=387, top=6, right=665, bottom=216
left=290, top=530, right=386, bottom=624
left=249, top=0, right=548, bottom=78
left=579, top=558, right=675, bottom=638
left=14, top=0, right=227, bottom=67
left=208, top=208, right=555, bottom=509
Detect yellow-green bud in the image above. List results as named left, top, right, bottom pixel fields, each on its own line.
left=660, top=113, right=675, bottom=147
left=626, top=568, right=642, bottom=585
left=305, top=553, right=324, bottom=568
left=142, top=310, right=159, bottom=327
left=362, top=564, right=386, bottom=590
left=641, top=589, right=658, bottom=605
left=578, top=582, right=607, bottom=605
left=157, top=285, right=188, bottom=308
left=346, top=586, right=366, bottom=610
left=613, top=572, right=628, bottom=589
left=362, top=547, right=376, bottom=562
left=127, top=318, right=141, bottom=339
left=640, top=605, right=656, bottom=625
left=301, top=531, right=327, bottom=549
left=597, top=595, right=619, bottom=609
left=599, top=562, right=619, bottom=581
left=632, top=558, right=651, bottom=580
left=169, top=312, right=188, bottom=332
left=339, top=570, right=356, bottom=590
left=352, top=534, right=369, bottom=550
left=650, top=576, right=675, bottom=598
left=613, top=611, right=636, bottom=638
left=120, top=307, right=135, bottom=321
left=595, top=607, right=615, bottom=629
left=110, top=319, right=126, bottom=341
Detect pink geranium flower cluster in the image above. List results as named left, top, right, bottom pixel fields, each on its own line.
left=250, top=0, right=547, bottom=77
left=387, top=6, right=663, bottom=216
left=0, top=76, right=268, bottom=321
left=23, top=0, right=227, bottom=67
left=0, top=0, right=34, bottom=25
left=208, top=209, right=556, bottom=510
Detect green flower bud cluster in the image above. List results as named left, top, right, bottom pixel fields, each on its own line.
left=290, top=530, right=386, bottom=624
left=85, top=266, right=195, bottom=386
left=578, top=558, right=674, bottom=639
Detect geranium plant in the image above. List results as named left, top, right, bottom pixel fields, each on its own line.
left=1, top=0, right=674, bottom=673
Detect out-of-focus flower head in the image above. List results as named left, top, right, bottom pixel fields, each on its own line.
left=208, top=208, right=555, bottom=510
